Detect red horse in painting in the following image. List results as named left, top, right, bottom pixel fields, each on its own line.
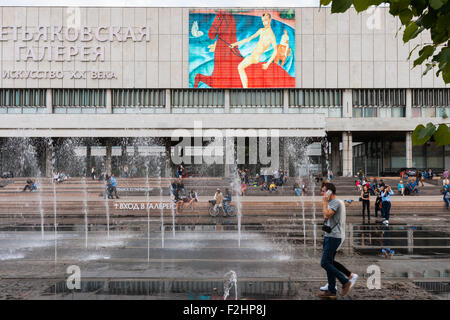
left=194, top=11, right=295, bottom=88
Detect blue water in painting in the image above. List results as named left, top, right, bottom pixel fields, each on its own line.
left=189, top=13, right=296, bottom=88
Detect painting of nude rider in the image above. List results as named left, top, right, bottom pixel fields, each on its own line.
left=189, top=9, right=295, bottom=88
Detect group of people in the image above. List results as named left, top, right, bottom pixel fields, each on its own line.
left=169, top=177, right=198, bottom=213
left=1, top=171, right=13, bottom=179
left=397, top=179, right=420, bottom=196
left=91, top=167, right=114, bottom=181
left=240, top=167, right=289, bottom=195
left=292, top=179, right=307, bottom=196
left=360, top=183, right=394, bottom=225
left=53, top=172, right=69, bottom=183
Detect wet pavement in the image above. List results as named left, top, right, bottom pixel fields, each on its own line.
left=0, top=223, right=447, bottom=300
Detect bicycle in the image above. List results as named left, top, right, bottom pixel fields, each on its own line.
left=208, top=200, right=236, bottom=217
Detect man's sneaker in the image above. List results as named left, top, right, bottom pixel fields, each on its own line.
left=317, top=290, right=337, bottom=300
left=320, top=283, right=337, bottom=291
left=341, top=281, right=352, bottom=297
left=382, top=220, right=389, bottom=225
left=349, top=274, right=358, bottom=289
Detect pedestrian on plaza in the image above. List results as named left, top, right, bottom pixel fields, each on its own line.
left=107, top=174, right=119, bottom=199
left=318, top=182, right=354, bottom=300
left=418, top=170, right=425, bottom=187
left=91, top=167, right=96, bottom=180
left=328, top=169, right=333, bottom=181
left=169, top=179, right=177, bottom=198
left=174, top=189, right=184, bottom=214
left=177, top=177, right=186, bottom=196
left=269, top=181, right=277, bottom=192
left=381, top=185, right=393, bottom=226
left=442, top=177, right=450, bottom=193
left=360, top=185, right=371, bottom=224
left=186, top=189, right=199, bottom=211
left=293, top=179, right=302, bottom=196
left=397, top=180, right=405, bottom=196
left=241, top=180, right=247, bottom=196
left=443, top=187, right=450, bottom=211
left=374, top=186, right=382, bottom=218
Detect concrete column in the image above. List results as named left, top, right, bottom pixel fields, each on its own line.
left=46, top=89, right=52, bottom=114
left=224, top=89, right=230, bottom=113
left=406, top=131, right=413, bottom=168
left=165, top=89, right=171, bottom=113
left=406, top=89, right=412, bottom=118
left=342, top=132, right=348, bottom=176
left=348, top=132, right=353, bottom=176
left=343, top=89, right=353, bottom=118
left=283, top=89, right=289, bottom=113
left=106, top=89, right=112, bottom=113
left=342, top=132, right=353, bottom=177
left=330, top=136, right=340, bottom=175
left=106, top=139, right=112, bottom=175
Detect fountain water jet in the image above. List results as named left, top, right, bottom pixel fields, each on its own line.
left=223, top=270, right=238, bottom=300
left=145, top=163, right=151, bottom=263
left=82, top=177, right=89, bottom=249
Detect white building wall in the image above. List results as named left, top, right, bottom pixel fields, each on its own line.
left=0, top=6, right=447, bottom=89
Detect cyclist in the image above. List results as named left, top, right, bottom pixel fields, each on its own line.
left=223, top=188, right=232, bottom=212
left=214, top=188, right=224, bottom=216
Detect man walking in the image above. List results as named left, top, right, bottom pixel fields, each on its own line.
left=318, top=182, right=353, bottom=299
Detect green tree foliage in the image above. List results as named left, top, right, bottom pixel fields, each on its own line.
left=412, top=123, right=450, bottom=146
left=320, top=0, right=450, bottom=83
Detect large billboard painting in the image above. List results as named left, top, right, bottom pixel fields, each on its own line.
left=189, top=9, right=296, bottom=88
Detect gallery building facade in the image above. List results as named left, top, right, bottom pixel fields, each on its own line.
left=0, top=6, right=449, bottom=177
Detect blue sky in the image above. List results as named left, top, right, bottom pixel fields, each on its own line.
left=0, top=0, right=322, bottom=7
